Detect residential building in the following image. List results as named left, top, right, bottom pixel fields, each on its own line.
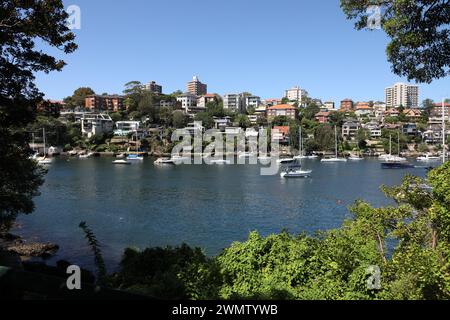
left=160, top=100, right=177, bottom=108
left=363, top=121, right=382, bottom=138
left=143, top=81, right=162, bottom=94
left=254, top=105, right=267, bottom=116
left=272, top=126, right=290, bottom=143
left=176, top=92, right=198, bottom=113
left=114, top=121, right=140, bottom=136
left=403, top=108, right=422, bottom=121
left=197, top=94, right=220, bottom=108
left=402, top=123, right=418, bottom=137
left=186, top=76, right=207, bottom=96
left=430, top=103, right=450, bottom=122
left=323, top=101, right=335, bottom=111
left=267, top=104, right=297, bottom=120
left=264, top=98, right=282, bottom=107
left=384, top=108, right=400, bottom=118
left=385, top=82, right=419, bottom=108
left=248, top=114, right=259, bottom=125
left=223, top=93, right=244, bottom=112
left=315, top=111, right=331, bottom=123
left=355, top=102, right=373, bottom=118
left=37, top=100, right=66, bottom=116
left=246, top=96, right=262, bottom=109
left=85, top=95, right=125, bottom=112
left=342, top=120, right=360, bottom=139
left=184, top=122, right=205, bottom=136
left=373, top=102, right=387, bottom=119
left=340, top=99, right=354, bottom=112
left=285, top=86, right=308, bottom=105
left=81, top=113, right=113, bottom=138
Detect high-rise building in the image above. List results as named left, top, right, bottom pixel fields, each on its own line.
left=187, top=76, right=207, bottom=96
left=385, top=83, right=419, bottom=108
left=340, top=99, right=354, bottom=112
left=285, top=86, right=308, bottom=105
left=143, top=81, right=162, bottom=94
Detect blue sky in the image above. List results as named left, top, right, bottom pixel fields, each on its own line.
left=36, top=0, right=450, bottom=104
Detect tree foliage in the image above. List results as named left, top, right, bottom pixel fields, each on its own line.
left=340, top=0, right=450, bottom=83
left=0, top=0, right=76, bottom=230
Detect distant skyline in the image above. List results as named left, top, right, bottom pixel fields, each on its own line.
left=35, top=0, right=450, bottom=104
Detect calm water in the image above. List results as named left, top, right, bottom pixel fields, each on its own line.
left=14, top=157, right=430, bottom=271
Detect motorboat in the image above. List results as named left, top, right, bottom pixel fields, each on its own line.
left=127, top=154, right=144, bottom=161
left=154, top=158, right=175, bottom=165
left=417, top=153, right=441, bottom=162
left=112, top=159, right=131, bottom=165
left=281, top=167, right=312, bottom=178
left=277, top=158, right=295, bottom=164
left=348, top=156, right=364, bottom=161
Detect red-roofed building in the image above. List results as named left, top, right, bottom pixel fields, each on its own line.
left=267, top=104, right=297, bottom=120
left=315, top=111, right=331, bottom=123
left=340, top=99, right=354, bottom=112
left=197, top=94, right=220, bottom=108
left=272, top=126, right=290, bottom=142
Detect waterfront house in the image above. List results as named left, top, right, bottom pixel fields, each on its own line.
left=363, top=121, right=382, bottom=138
left=402, top=123, right=418, bottom=137
left=81, top=113, right=113, bottom=138
left=384, top=108, right=400, bottom=118
left=114, top=121, right=141, bottom=137
left=272, top=126, right=290, bottom=143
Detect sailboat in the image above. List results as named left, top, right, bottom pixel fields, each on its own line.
left=294, top=127, right=308, bottom=160
left=37, top=128, right=53, bottom=165
left=381, top=134, right=413, bottom=169
left=321, top=126, right=347, bottom=162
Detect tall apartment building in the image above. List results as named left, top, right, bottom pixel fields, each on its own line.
left=186, top=76, right=207, bottom=96
left=385, top=83, right=419, bottom=108
left=340, top=99, right=354, bottom=112
left=143, top=81, right=162, bottom=94
left=85, top=95, right=125, bottom=112
left=285, top=86, right=308, bottom=105
left=223, top=93, right=244, bottom=113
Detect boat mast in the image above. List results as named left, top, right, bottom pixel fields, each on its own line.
left=389, top=135, right=392, bottom=156
left=43, top=128, right=46, bottom=157
left=299, top=126, right=303, bottom=156
left=443, top=99, right=446, bottom=164
left=335, top=125, right=338, bottom=158
left=398, top=131, right=400, bottom=156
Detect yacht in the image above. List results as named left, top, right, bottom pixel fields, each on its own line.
left=37, top=128, right=53, bottom=165
left=112, top=159, right=131, bottom=165
left=348, top=155, right=364, bottom=161
left=281, top=166, right=312, bottom=178
left=154, top=157, right=175, bottom=165
left=417, top=153, right=441, bottom=162
left=321, top=126, right=347, bottom=163
left=293, top=127, right=308, bottom=160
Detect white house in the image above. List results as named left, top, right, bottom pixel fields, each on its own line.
left=81, top=114, right=113, bottom=138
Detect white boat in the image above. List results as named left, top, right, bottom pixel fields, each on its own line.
left=154, top=157, right=175, bottom=165
left=417, top=153, right=441, bottom=162
left=321, top=157, right=348, bottom=163
left=112, top=159, right=131, bottom=165
left=37, top=128, right=53, bottom=165
left=277, top=158, right=295, bottom=164
left=116, top=153, right=126, bottom=159
left=79, top=152, right=94, bottom=159
left=127, top=154, right=144, bottom=161
left=210, top=159, right=231, bottom=165
left=321, top=126, right=347, bottom=163
left=281, top=168, right=312, bottom=178
left=348, top=156, right=364, bottom=161
left=306, top=155, right=319, bottom=159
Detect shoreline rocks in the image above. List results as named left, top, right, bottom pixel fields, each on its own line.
left=1, top=233, right=59, bottom=259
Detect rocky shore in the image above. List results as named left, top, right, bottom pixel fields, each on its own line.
left=0, top=232, right=59, bottom=260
